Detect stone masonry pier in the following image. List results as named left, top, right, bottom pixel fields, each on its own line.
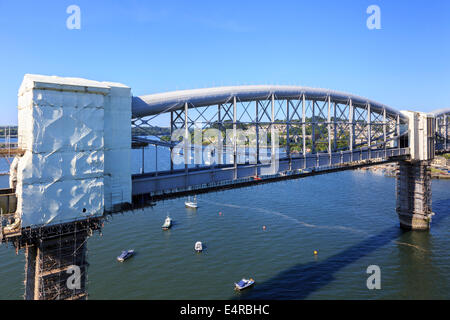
left=396, top=160, right=433, bottom=230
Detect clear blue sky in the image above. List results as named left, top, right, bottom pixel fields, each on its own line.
left=0, top=0, right=449, bottom=125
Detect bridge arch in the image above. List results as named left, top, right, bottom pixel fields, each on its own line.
left=131, top=85, right=408, bottom=159
left=132, top=85, right=407, bottom=120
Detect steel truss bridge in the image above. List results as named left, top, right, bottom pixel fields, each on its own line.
left=130, top=86, right=449, bottom=201
left=1, top=82, right=449, bottom=301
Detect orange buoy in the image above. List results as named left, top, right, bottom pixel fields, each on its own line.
left=263, top=225, right=266, bottom=230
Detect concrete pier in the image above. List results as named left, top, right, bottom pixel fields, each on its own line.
left=396, top=160, right=433, bottom=230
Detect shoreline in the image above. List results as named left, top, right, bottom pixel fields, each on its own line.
left=359, top=154, right=450, bottom=180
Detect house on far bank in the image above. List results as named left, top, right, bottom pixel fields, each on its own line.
left=432, top=156, right=449, bottom=168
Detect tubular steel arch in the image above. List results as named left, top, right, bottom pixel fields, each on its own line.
left=131, top=86, right=407, bottom=160
left=130, top=86, right=414, bottom=197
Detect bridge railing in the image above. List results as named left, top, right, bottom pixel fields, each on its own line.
left=0, top=126, right=21, bottom=169
left=131, top=147, right=410, bottom=197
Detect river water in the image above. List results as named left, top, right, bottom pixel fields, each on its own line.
left=0, top=145, right=449, bottom=299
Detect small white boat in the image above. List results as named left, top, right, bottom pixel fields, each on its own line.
left=194, top=241, right=203, bottom=252
left=185, top=195, right=198, bottom=209
left=235, top=278, right=255, bottom=291
left=161, top=216, right=172, bottom=230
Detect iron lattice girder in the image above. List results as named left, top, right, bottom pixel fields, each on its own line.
left=131, top=87, right=407, bottom=160
left=134, top=102, right=400, bottom=152
left=273, top=97, right=287, bottom=121
left=256, top=98, right=272, bottom=123
left=236, top=99, right=255, bottom=123
left=435, top=112, right=449, bottom=138
left=219, top=102, right=234, bottom=123
left=433, top=110, right=450, bottom=151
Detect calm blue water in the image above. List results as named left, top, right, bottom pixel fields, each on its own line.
left=1, top=143, right=449, bottom=299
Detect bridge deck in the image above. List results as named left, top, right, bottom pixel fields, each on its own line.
left=132, top=147, right=410, bottom=201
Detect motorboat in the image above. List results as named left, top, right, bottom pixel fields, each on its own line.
left=117, top=249, right=134, bottom=262
left=194, top=241, right=203, bottom=252
left=162, top=216, right=172, bottom=230
left=235, top=278, right=255, bottom=291
left=185, top=196, right=198, bottom=209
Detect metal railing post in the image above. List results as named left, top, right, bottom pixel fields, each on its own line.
left=233, top=96, right=237, bottom=180
left=286, top=99, right=291, bottom=170
left=327, top=96, right=332, bottom=166
left=170, top=111, right=174, bottom=172
left=302, top=94, right=307, bottom=168
left=349, top=99, right=354, bottom=162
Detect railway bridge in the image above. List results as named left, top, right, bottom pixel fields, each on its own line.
left=0, top=74, right=449, bottom=299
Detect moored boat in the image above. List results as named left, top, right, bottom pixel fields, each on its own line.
left=185, top=195, right=198, bottom=209
left=117, top=249, right=134, bottom=262
left=234, top=278, right=255, bottom=291
left=194, top=241, right=203, bottom=252
left=162, top=216, right=172, bottom=230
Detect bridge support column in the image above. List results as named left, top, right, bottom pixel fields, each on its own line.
left=23, top=228, right=90, bottom=300
left=396, top=160, right=433, bottom=230
left=9, top=218, right=102, bottom=300
left=396, top=110, right=436, bottom=230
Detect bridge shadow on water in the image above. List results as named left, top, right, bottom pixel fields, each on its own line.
left=232, top=199, right=450, bottom=300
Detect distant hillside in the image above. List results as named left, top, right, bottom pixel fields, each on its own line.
left=0, top=126, right=18, bottom=136
left=132, top=126, right=170, bottom=136
left=1, top=126, right=171, bottom=138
